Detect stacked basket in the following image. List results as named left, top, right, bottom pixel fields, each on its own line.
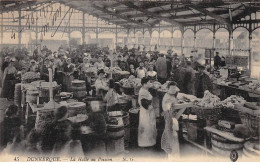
left=192, top=106, right=222, bottom=125
left=14, top=83, right=22, bottom=107
left=67, top=102, right=86, bottom=117
left=211, top=134, right=243, bottom=157
left=235, top=103, right=260, bottom=137
left=243, top=141, right=260, bottom=158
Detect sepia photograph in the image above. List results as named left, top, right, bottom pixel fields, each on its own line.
left=0, top=0, right=260, bottom=162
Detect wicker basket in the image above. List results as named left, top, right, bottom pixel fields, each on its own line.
left=35, top=109, right=55, bottom=133
left=239, top=112, right=260, bottom=136
left=192, top=106, right=222, bottom=122
left=112, top=73, right=122, bottom=82
left=123, top=86, right=134, bottom=95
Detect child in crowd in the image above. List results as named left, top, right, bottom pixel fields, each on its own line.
left=1, top=105, right=22, bottom=149
left=129, top=64, right=136, bottom=76
left=136, top=62, right=147, bottom=79
left=2, top=127, right=26, bottom=156
left=25, top=129, right=41, bottom=156
left=94, top=69, right=109, bottom=97
left=104, top=79, right=119, bottom=111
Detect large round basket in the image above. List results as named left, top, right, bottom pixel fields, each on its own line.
left=192, top=106, right=222, bottom=123
left=123, top=86, right=134, bottom=95
left=71, top=80, right=85, bottom=87
left=67, top=102, right=86, bottom=117
left=35, top=109, right=55, bottom=133
left=211, top=134, right=243, bottom=158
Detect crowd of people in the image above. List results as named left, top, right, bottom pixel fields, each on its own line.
left=0, top=44, right=221, bottom=159
left=0, top=44, right=215, bottom=100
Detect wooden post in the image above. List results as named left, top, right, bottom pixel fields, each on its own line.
left=193, top=32, right=196, bottom=48
left=249, top=31, right=252, bottom=75
left=1, top=14, right=3, bottom=50
left=127, top=28, right=129, bottom=48
left=171, top=26, right=174, bottom=49
left=48, top=68, right=53, bottom=101
left=96, top=19, right=98, bottom=44
left=229, top=31, right=233, bottom=56
left=115, top=25, right=118, bottom=49
left=143, top=28, right=145, bottom=50
left=181, top=32, right=184, bottom=55
left=134, top=28, right=136, bottom=48
left=18, top=10, right=22, bottom=48
left=82, top=12, right=85, bottom=44
left=35, top=11, right=38, bottom=47
left=68, top=16, right=71, bottom=48
left=213, top=25, right=216, bottom=50
left=158, top=23, right=160, bottom=49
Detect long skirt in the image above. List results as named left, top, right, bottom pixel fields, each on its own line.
left=62, top=74, right=74, bottom=92
left=138, top=107, right=157, bottom=147
left=161, top=113, right=180, bottom=160
left=2, top=74, right=16, bottom=99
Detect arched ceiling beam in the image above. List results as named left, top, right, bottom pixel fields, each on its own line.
left=185, top=3, right=232, bottom=30
left=91, top=3, right=152, bottom=28
left=119, top=1, right=183, bottom=29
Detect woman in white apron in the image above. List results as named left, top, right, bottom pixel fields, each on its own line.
left=161, top=81, right=181, bottom=160
left=138, top=78, right=157, bottom=148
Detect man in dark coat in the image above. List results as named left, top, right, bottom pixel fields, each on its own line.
left=214, top=52, right=221, bottom=70
left=1, top=56, right=10, bottom=73
left=127, top=54, right=138, bottom=69
left=194, top=65, right=212, bottom=98
left=155, top=54, right=167, bottom=84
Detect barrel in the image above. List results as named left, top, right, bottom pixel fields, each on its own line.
left=211, top=134, right=243, bottom=158
left=108, top=111, right=130, bottom=149
left=242, top=141, right=260, bottom=158
left=128, top=108, right=140, bottom=148
left=71, top=80, right=86, bottom=99
left=14, top=83, right=22, bottom=107
left=106, top=116, right=125, bottom=156
left=67, top=102, right=86, bottom=117
left=26, top=89, right=39, bottom=104
left=122, top=112, right=130, bottom=149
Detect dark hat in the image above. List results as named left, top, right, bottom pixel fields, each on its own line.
left=97, top=69, right=105, bottom=75
left=197, top=65, right=206, bottom=70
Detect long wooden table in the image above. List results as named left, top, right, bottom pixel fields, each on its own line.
left=213, top=82, right=260, bottom=102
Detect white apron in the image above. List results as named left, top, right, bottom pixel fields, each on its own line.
left=138, top=107, right=157, bottom=147
left=161, top=111, right=180, bottom=160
